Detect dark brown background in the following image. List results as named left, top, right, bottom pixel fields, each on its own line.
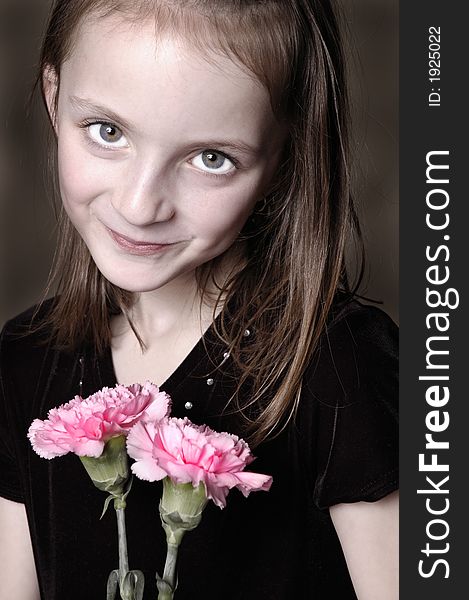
left=0, top=0, right=398, bottom=326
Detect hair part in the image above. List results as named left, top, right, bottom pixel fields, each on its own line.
left=37, top=0, right=364, bottom=448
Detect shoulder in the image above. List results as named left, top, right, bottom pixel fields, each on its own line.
left=301, top=297, right=398, bottom=508
left=2, top=298, right=56, bottom=333
left=0, top=298, right=90, bottom=429
left=303, top=297, right=398, bottom=409
left=1, top=298, right=56, bottom=353
left=0, top=299, right=59, bottom=395
left=326, top=295, right=398, bottom=350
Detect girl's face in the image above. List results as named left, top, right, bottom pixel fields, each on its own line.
left=46, top=15, right=286, bottom=293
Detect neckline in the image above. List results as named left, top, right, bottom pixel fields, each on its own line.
left=99, top=308, right=224, bottom=394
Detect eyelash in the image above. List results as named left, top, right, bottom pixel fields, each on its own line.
left=77, top=119, right=241, bottom=179
left=195, top=152, right=240, bottom=180
left=78, top=119, right=126, bottom=151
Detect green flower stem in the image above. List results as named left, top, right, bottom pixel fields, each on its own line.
left=156, top=480, right=209, bottom=599
left=79, top=437, right=144, bottom=600
left=109, top=495, right=145, bottom=600
left=116, top=506, right=130, bottom=582
left=157, top=543, right=179, bottom=600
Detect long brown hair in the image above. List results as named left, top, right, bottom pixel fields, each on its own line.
left=38, top=0, right=363, bottom=447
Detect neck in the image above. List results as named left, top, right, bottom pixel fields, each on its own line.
left=132, top=276, right=213, bottom=338
left=116, top=277, right=220, bottom=346
left=112, top=248, right=245, bottom=344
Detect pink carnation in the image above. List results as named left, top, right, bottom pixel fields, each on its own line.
left=28, top=381, right=171, bottom=459
left=126, top=417, right=273, bottom=508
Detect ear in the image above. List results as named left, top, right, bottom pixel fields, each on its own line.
left=42, top=65, right=59, bottom=131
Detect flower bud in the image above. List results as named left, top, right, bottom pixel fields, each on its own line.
left=159, top=478, right=209, bottom=545
left=80, top=434, right=129, bottom=498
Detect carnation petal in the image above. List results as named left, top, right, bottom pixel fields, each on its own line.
left=72, top=438, right=105, bottom=458
left=208, top=471, right=240, bottom=489
left=28, top=421, right=73, bottom=459
left=156, top=419, right=184, bottom=456
left=29, top=437, right=70, bottom=459
left=210, top=452, right=247, bottom=473
left=204, top=475, right=230, bottom=509
left=142, top=391, right=171, bottom=422
left=207, top=433, right=237, bottom=453
left=130, top=458, right=167, bottom=482
left=159, top=460, right=204, bottom=485
left=234, top=471, right=273, bottom=496
left=126, top=421, right=157, bottom=461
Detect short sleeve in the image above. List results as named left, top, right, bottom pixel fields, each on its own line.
left=0, top=325, right=25, bottom=502
left=303, top=304, right=398, bottom=510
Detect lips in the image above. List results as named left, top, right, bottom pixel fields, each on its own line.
left=107, top=228, right=174, bottom=256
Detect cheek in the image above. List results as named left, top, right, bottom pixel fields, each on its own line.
left=203, top=160, right=280, bottom=237
left=194, top=185, right=258, bottom=245
left=57, top=134, right=106, bottom=209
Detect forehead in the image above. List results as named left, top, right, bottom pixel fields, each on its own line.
left=59, top=14, right=278, bottom=143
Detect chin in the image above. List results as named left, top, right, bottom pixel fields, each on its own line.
left=94, top=259, right=195, bottom=294
left=103, top=273, right=170, bottom=293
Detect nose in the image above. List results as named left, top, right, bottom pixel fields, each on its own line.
left=110, top=158, right=175, bottom=226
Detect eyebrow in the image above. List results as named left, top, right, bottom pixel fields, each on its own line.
left=69, top=96, right=134, bottom=130
left=69, top=95, right=260, bottom=156
left=190, top=139, right=259, bottom=157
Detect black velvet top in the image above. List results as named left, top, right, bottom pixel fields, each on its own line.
left=0, top=297, right=398, bottom=599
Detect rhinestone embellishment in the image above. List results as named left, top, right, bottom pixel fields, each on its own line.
left=243, top=329, right=251, bottom=337
left=206, top=378, right=214, bottom=386
left=185, top=401, right=193, bottom=410
left=78, top=356, right=85, bottom=395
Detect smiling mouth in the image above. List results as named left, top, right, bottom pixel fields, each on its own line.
left=107, top=228, right=176, bottom=256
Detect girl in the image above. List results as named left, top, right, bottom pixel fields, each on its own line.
left=0, top=1, right=398, bottom=599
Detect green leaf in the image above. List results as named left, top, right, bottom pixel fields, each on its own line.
left=100, top=493, right=115, bottom=520
left=156, top=572, right=175, bottom=600
left=120, top=570, right=145, bottom=600
left=106, top=570, right=119, bottom=600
